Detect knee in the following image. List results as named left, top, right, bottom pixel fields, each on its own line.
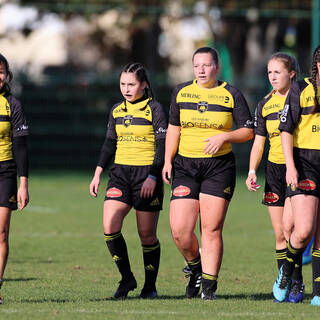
left=171, top=229, right=190, bottom=247
left=201, top=226, right=222, bottom=241
left=294, top=228, right=313, bottom=245
left=138, top=229, right=157, bottom=245
left=274, top=230, right=286, bottom=245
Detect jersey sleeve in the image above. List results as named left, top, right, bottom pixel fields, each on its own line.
left=106, top=104, right=118, bottom=140
left=254, top=100, right=267, bottom=136
left=9, top=96, right=29, bottom=137
left=151, top=100, right=168, bottom=140
left=168, top=86, right=181, bottom=126
left=278, top=81, right=302, bottom=134
left=231, top=88, right=254, bottom=129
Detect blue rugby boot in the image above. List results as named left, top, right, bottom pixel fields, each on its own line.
left=287, top=280, right=304, bottom=303
left=273, top=265, right=291, bottom=302
left=311, top=296, right=320, bottom=306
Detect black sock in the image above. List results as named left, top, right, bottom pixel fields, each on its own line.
left=291, top=251, right=303, bottom=281
left=202, top=273, right=217, bottom=293
left=283, top=240, right=305, bottom=276
left=275, top=248, right=287, bottom=270
left=312, top=248, right=320, bottom=296
left=104, top=231, right=133, bottom=280
left=186, top=254, right=202, bottom=275
left=142, top=241, right=160, bottom=291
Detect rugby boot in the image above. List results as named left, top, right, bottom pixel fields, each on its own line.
left=273, top=265, right=291, bottom=302
left=311, top=295, right=320, bottom=306
left=287, top=280, right=304, bottom=303
left=182, top=265, right=192, bottom=275
left=201, top=279, right=217, bottom=300
left=139, top=286, right=158, bottom=299
left=185, top=272, right=202, bottom=298
left=114, top=276, right=137, bottom=299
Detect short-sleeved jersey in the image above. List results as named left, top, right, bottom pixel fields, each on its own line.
left=107, top=97, right=167, bottom=166
left=279, top=78, right=320, bottom=150
left=255, top=93, right=286, bottom=164
left=0, top=93, right=29, bottom=162
left=169, top=79, right=253, bottom=158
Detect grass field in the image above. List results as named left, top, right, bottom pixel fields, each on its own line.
left=2, top=171, right=319, bottom=319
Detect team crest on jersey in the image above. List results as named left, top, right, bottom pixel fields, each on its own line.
left=106, top=187, right=122, bottom=198
left=123, top=115, right=133, bottom=127
left=197, top=101, right=208, bottom=113
left=264, top=192, right=279, bottom=203
left=298, top=179, right=316, bottom=191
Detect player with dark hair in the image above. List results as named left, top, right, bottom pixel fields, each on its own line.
left=273, top=45, right=320, bottom=306
left=162, top=46, right=253, bottom=300
left=90, top=62, right=167, bottom=299
left=0, top=53, right=29, bottom=304
left=246, top=52, right=304, bottom=302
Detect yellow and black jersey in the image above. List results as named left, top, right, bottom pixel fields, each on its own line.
left=169, top=79, right=253, bottom=158
left=0, top=93, right=29, bottom=162
left=107, top=97, right=167, bottom=166
left=279, top=78, right=320, bottom=150
left=255, top=93, right=286, bottom=164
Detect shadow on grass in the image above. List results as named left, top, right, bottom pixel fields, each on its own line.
left=16, top=293, right=314, bottom=304
left=5, top=277, right=38, bottom=282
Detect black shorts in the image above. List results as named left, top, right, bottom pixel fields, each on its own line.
left=0, top=160, right=17, bottom=210
left=262, top=161, right=286, bottom=207
left=286, top=148, right=320, bottom=198
left=171, top=152, right=236, bottom=201
left=105, top=164, right=163, bottom=211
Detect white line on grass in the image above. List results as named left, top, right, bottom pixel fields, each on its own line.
left=24, top=205, right=58, bottom=214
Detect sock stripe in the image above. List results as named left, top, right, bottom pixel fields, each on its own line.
left=104, top=231, right=122, bottom=241
left=276, top=253, right=287, bottom=259
left=312, top=249, right=320, bottom=258
left=142, top=242, right=160, bottom=253
left=202, top=273, right=218, bottom=281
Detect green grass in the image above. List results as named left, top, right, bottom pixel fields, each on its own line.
left=2, top=171, right=318, bottom=319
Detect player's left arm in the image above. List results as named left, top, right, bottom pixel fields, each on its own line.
left=140, top=101, right=167, bottom=198
left=10, top=97, right=29, bottom=210
left=204, top=88, right=254, bottom=154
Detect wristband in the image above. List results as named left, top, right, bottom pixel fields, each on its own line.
left=148, top=174, right=157, bottom=181
left=248, top=169, right=256, bottom=175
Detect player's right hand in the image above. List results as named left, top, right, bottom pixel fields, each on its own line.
left=89, top=176, right=100, bottom=197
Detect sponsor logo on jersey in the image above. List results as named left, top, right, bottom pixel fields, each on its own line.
left=118, top=135, right=148, bottom=142
left=315, top=277, right=320, bottom=282
left=150, top=198, right=160, bottom=206
left=9, top=195, right=16, bottom=203
left=312, top=125, right=320, bottom=132
left=181, top=121, right=223, bottom=130
left=223, top=186, right=231, bottom=194
left=244, top=119, right=253, bottom=127
left=280, top=104, right=289, bottom=123
left=197, top=101, right=208, bottom=113
left=17, top=124, right=28, bottom=132
left=180, top=93, right=201, bottom=99
left=173, top=185, right=191, bottom=197
left=277, top=108, right=283, bottom=120
left=123, top=115, right=133, bottom=127
left=264, top=192, right=279, bottom=203
left=264, top=103, right=280, bottom=112
left=145, top=109, right=150, bottom=116
left=156, top=127, right=167, bottom=134
left=298, top=179, right=316, bottom=191
left=106, top=187, right=122, bottom=198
